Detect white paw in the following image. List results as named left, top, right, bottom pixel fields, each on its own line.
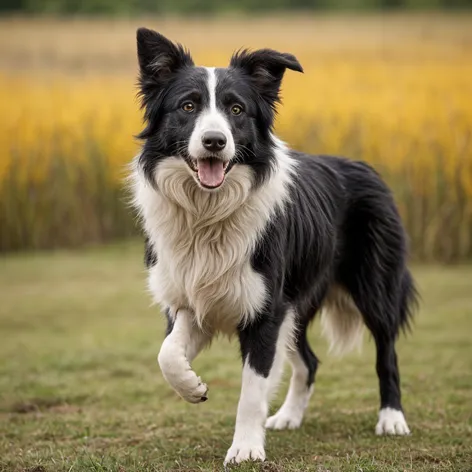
left=375, top=407, right=410, bottom=435
left=265, top=410, right=303, bottom=430
left=224, top=441, right=265, bottom=465
left=175, top=375, right=208, bottom=404
left=158, top=352, right=208, bottom=403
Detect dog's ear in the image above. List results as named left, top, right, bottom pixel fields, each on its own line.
left=229, top=48, right=303, bottom=108
left=137, top=28, right=193, bottom=81
left=136, top=29, right=193, bottom=137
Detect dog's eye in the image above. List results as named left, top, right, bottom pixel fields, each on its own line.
left=181, top=102, right=195, bottom=113
left=231, top=104, right=243, bottom=116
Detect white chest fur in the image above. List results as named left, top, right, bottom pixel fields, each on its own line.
left=132, top=144, right=295, bottom=333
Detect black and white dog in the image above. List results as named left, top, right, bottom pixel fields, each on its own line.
left=131, top=28, right=417, bottom=465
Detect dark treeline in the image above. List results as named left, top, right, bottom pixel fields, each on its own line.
left=1, top=0, right=471, bottom=14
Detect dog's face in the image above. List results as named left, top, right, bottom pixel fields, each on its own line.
left=136, top=28, right=302, bottom=190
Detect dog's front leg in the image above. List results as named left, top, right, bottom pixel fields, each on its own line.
left=225, top=308, right=294, bottom=465
left=158, top=308, right=210, bottom=403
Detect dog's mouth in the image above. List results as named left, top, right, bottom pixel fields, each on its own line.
left=187, top=157, right=231, bottom=189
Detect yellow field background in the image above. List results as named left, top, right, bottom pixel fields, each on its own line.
left=1, top=15, right=471, bottom=261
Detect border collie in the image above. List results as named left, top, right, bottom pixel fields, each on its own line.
left=131, top=28, right=417, bottom=465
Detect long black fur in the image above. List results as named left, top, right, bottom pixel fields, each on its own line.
left=247, top=152, right=418, bottom=410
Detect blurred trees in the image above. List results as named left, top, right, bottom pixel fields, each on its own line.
left=0, top=0, right=471, bottom=14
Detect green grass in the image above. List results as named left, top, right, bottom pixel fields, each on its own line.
left=1, top=242, right=471, bottom=472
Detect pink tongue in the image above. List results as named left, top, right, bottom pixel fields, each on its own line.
left=197, top=159, right=225, bottom=188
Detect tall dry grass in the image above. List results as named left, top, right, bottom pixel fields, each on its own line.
left=1, top=15, right=471, bottom=261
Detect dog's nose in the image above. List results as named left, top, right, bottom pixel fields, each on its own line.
left=202, top=131, right=227, bottom=152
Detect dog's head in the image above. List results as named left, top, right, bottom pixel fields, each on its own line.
left=136, top=28, right=302, bottom=191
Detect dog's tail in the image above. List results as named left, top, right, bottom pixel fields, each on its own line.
left=398, top=269, right=419, bottom=333
left=320, top=286, right=364, bottom=357
left=321, top=272, right=418, bottom=356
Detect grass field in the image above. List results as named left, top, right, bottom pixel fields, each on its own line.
left=1, top=242, right=471, bottom=471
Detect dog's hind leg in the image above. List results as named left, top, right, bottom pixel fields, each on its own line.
left=333, top=174, right=417, bottom=435
left=265, top=319, right=319, bottom=430
left=371, top=270, right=416, bottom=435
left=339, top=266, right=416, bottom=435
left=158, top=308, right=212, bottom=404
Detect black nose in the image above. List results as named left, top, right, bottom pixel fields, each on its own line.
left=202, top=131, right=227, bottom=152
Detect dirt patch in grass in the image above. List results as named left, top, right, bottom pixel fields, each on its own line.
left=10, top=398, right=81, bottom=415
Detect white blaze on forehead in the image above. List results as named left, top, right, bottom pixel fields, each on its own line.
left=200, top=67, right=230, bottom=134
left=207, top=67, right=217, bottom=110
left=187, top=67, right=235, bottom=162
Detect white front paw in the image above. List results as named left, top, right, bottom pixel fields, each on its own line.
left=162, top=369, right=208, bottom=404
left=158, top=351, right=208, bottom=404
left=265, top=410, right=303, bottom=430
left=224, top=441, right=265, bottom=465
left=375, top=407, right=410, bottom=435
left=176, top=375, right=208, bottom=404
